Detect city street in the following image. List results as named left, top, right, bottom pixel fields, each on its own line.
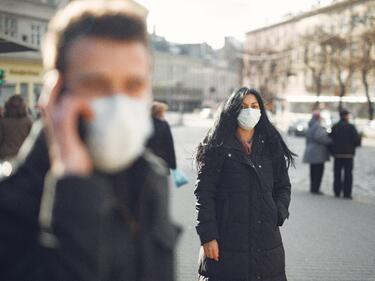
left=169, top=114, right=375, bottom=281
left=1, top=1, right=375, bottom=280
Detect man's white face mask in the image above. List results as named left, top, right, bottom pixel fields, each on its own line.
left=86, top=94, right=153, bottom=173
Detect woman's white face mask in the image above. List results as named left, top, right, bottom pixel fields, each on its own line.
left=237, top=108, right=261, bottom=131
left=86, top=94, right=153, bottom=173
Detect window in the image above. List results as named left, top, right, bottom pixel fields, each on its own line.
left=33, top=83, right=42, bottom=104
left=31, top=24, right=42, bottom=46
left=3, top=16, right=17, bottom=38
left=20, top=83, right=29, bottom=104
left=0, top=83, right=16, bottom=107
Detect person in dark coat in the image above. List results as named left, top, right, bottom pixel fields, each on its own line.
left=0, top=2, right=179, bottom=281
left=147, top=101, right=177, bottom=171
left=0, top=95, right=33, bottom=160
left=194, top=88, right=296, bottom=281
left=303, top=111, right=332, bottom=195
left=330, top=109, right=361, bottom=199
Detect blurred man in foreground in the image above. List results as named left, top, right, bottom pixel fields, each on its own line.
left=0, top=1, right=179, bottom=280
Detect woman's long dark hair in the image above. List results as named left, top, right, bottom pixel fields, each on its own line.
left=195, top=87, right=296, bottom=169
left=4, top=95, right=28, bottom=118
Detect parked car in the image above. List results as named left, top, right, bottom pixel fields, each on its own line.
left=198, top=107, right=214, bottom=119
left=287, top=118, right=309, bottom=136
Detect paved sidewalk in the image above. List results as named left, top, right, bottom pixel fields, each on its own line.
left=283, top=190, right=375, bottom=281
left=169, top=120, right=375, bottom=281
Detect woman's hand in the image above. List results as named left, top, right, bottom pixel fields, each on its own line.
left=203, top=239, right=219, bottom=261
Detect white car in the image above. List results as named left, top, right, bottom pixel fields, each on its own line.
left=363, top=120, right=375, bottom=138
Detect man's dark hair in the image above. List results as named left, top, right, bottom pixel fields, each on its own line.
left=43, top=0, right=148, bottom=72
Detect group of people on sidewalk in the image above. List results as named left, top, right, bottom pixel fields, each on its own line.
left=303, top=109, right=362, bottom=199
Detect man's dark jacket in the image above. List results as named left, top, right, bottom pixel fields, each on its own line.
left=0, top=122, right=180, bottom=281
left=147, top=117, right=177, bottom=170
left=330, top=119, right=361, bottom=157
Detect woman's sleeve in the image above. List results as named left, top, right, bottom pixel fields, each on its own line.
left=273, top=154, right=291, bottom=226
left=194, top=148, right=224, bottom=245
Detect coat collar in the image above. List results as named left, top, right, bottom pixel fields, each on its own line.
left=222, top=134, right=245, bottom=152
left=222, top=133, right=266, bottom=152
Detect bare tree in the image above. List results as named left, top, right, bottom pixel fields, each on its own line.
left=351, top=4, right=375, bottom=120
left=302, top=27, right=330, bottom=109
left=247, top=49, right=284, bottom=103
left=356, top=29, right=375, bottom=120
left=325, top=34, right=355, bottom=110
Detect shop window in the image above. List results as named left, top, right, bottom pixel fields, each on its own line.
left=20, top=83, right=28, bottom=103
left=33, top=83, right=42, bottom=104
left=0, top=83, right=16, bottom=107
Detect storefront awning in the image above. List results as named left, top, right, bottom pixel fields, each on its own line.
left=0, top=38, right=37, bottom=53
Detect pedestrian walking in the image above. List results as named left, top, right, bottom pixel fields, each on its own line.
left=303, top=111, right=332, bottom=195
left=0, top=1, right=179, bottom=281
left=0, top=95, right=33, bottom=161
left=330, top=109, right=361, bottom=199
left=147, top=101, right=177, bottom=171
left=194, top=87, right=296, bottom=281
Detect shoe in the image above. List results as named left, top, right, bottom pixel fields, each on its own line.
left=311, top=191, right=324, bottom=195
left=334, top=194, right=340, bottom=198
left=343, top=196, right=353, bottom=200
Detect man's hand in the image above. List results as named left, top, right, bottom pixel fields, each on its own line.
left=203, top=239, right=219, bottom=261
left=39, top=71, right=94, bottom=176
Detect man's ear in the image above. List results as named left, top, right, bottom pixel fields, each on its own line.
left=39, top=70, right=63, bottom=109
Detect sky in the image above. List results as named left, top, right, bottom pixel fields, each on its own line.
left=137, top=0, right=334, bottom=48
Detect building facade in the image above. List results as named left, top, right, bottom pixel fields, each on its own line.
left=0, top=0, right=147, bottom=108
left=151, top=34, right=242, bottom=111
left=0, top=0, right=242, bottom=111
left=243, top=0, right=375, bottom=116
left=0, top=0, right=57, bottom=107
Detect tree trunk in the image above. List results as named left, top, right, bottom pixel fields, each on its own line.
left=335, top=68, right=345, bottom=111
left=338, top=82, right=345, bottom=111
left=362, top=69, right=373, bottom=121
left=315, top=76, right=322, bottom=110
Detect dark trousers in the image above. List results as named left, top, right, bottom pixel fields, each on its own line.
left=334, top=158, right=353, bottom=197
left=310, top=163, right=324, bottom=193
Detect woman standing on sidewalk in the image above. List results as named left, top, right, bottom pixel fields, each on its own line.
left=194, top=87, right=295, bottom=281
left=303, top=111, right=332, bottom=195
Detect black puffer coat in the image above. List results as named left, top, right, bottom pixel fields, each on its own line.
left=195, top=135, right=291, bottom=281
